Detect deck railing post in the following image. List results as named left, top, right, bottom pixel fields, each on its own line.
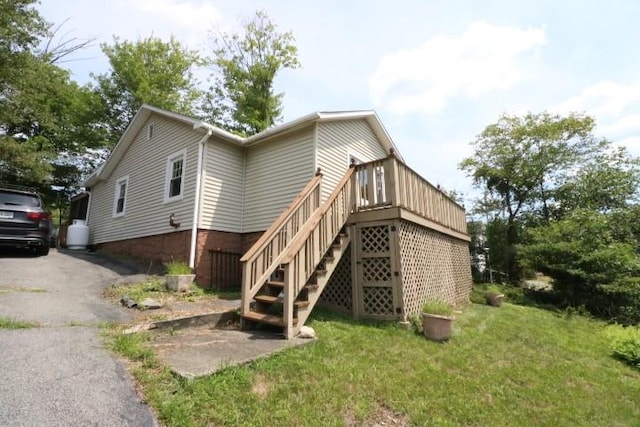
left=385, top=156, right=400, bottom=207
left=283, top=262, right=294, bottom=339
left=241, top=263, right=251, bottom=315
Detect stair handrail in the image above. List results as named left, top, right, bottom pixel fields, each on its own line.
left=282, top=167, right=354, bottom=263
left=279, top=166, right=355, bottom=337
left=241, top=170, right=322, bottom=263
left=241, top=170, right=323, bottom=312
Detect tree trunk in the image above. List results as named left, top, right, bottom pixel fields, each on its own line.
left=505, top=217, right=520, bottom=283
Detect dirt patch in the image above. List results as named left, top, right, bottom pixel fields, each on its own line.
left=345, top=403, right=410, bottom=427
left=102, top=276, right=240, bottom=325
left=129, top=298, right=239, bottom=324
left=251, top=373, right=270, bottom=399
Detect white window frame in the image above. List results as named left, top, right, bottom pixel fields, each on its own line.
left=112, top=175, right=129, bottom=217
left=164, top=148, right=187, bottom=203
left=147, top=122, right=154, bottom=140
left=347, top=150, right=366, bottom=167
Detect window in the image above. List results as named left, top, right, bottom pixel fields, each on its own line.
left=113, top=176, right=129, bottom=217
left=148, top=123, right=154, bottom=140
left=164, top=149, right=186, bottom=203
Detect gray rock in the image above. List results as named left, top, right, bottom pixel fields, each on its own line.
left=120, top=296, right=137, bottom=308
left=139, top=298, right=162, bottom=309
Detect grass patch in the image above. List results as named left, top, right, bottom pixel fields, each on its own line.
left=0, top=316, right=38, bottom=329
left=107, top=304, right=640, bottom=426
left=0, top=286, right=47, bottom=294
left=103, top=278, right=240, bottom=305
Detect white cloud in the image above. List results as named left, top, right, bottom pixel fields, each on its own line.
left=552, top=81, right=640, bottom=156
left=599, top=114, right=640, bottom=136
left=369, top=22, right=546, bottom=115
left=552, top=81, right=640, bottom=118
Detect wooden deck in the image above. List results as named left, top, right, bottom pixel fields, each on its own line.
left=241, top=152, right=471, bottom=338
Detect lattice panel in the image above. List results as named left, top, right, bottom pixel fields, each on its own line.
left=398, top=220, right=472, bottom=316
left=363, top=286, right=394, bottom=315
left=319, top=243, right=352, bottom=313
left=360, top=225, right=390, bottom=253
left=362, top=257, right=392, bottom=282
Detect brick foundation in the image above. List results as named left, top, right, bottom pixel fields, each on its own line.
left=241, top=231, right=264, bottom=253
left=96, top=231, right=191, bottom=266
left=195, top=230, right=265, bottom=289
left=97, top=229, right=265, bottom=288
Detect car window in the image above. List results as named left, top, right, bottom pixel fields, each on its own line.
left=0, top=191, right=41, bottom=207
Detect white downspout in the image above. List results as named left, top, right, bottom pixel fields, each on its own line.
left=84, top=192, right=92, bottom=225
left=188, top=128, right=212, bottom=269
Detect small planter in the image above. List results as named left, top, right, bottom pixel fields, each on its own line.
left=485, top=293, right=505, bottom=307
left=166, top=274, right=195, bottom=292
left=422, top=313, right=454, bottom=342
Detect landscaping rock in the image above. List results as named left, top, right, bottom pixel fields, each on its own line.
left=298, top=326, right=316, bottom=339
left=120, top=296, right=137, bottom=309
left=139, top=298, right=162, bottom=309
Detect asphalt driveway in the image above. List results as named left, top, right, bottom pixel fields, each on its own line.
left=0, top=248, right=156, bottom=426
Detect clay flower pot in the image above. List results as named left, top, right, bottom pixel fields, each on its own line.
left=421, top=313, right=454, bottom=342
left=166, top=274, right=195, bottom=292
left=485, top=293, right=505, bottom=307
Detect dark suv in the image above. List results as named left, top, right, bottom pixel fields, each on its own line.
left=0, top=185, right=51, bottom=256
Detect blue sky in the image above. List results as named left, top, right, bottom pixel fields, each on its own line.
left=40, top=0, right=640, bottom=203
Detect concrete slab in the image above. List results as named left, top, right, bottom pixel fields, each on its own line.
left=151, top=327, right=314, bottom=378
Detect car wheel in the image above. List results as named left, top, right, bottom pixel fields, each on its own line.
left=37, top=245, right=50, bottom=256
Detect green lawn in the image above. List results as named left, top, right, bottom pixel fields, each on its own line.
left=109, top=303, right=640, bottom=426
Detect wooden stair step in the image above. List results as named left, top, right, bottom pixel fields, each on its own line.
left=266, top=280, right=284, bottom=288
left=242, top=312, right=297, bottom=328
left=305, top=283, right=319, bottom=292
left=254, top=294, right=310, bottom=308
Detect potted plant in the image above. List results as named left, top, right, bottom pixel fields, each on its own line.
left=165, top=260, right=195, bottom=292
left=421, top=300, right=454, bottom=342
left=484, top=285, right=505, bottom=307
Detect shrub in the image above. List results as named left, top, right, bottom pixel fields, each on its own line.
left=519, top=210, right=640, bottom=322
left=165, top=260, right=192, bottom=275
left=605, top=325, right=640, bottom=369
left=422, top=301, right=453, bottom=316
left=598, top=277, right=640, bottom=325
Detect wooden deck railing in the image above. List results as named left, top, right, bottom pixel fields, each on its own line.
left=352, top=155, right=467, bottom=235
left=240, top=171, right=322, bottom=312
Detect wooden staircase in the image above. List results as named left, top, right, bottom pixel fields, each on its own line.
left=240, top=167, right=354, bottom=338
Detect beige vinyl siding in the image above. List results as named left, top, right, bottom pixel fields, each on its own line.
left=88, top=115, right=200, bottom=244
left=199, top=139, right=244, bottom=232
left=316, top=119, right=388, bottom=201
left=243, top=128, right=315, bottom=232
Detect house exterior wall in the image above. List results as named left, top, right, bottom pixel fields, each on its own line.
left=242, top=128, right=315, bottom=233
left=316, top=120, right=389, bottom=202
left=88, top=114, right=200, bottom=244
left=199, top=139, right=244, bottom=233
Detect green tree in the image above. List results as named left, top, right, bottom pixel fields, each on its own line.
left=0, top=0, right=48, bottom=88
left=460, top=112, right=615, bottom=280
left=204, top=10, right=300, bottom=135
left=93, top=35, right=205, bottom=146
left=0, top=0, right=108, bottom=220
left=519, top=209, right=640, bottom=323
left=555, top=146, right=640, bottom=215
